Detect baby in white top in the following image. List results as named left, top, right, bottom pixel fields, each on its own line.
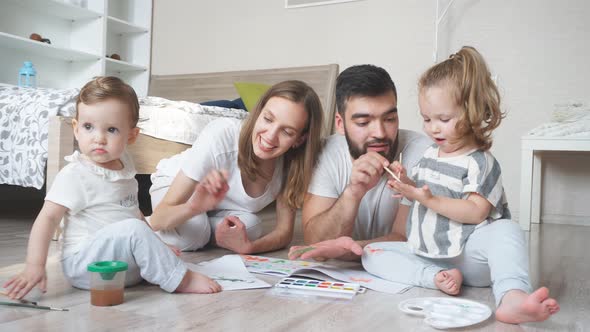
left=4, top=77, right=221, bottom=300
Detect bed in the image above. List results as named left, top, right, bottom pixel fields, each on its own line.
left=46, top=64, right=339, bottom=190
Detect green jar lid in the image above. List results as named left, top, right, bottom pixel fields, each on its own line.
left=87, top=261, right=128, bottom=280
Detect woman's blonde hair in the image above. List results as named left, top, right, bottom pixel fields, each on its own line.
left=238, top=80, right=324, bottom=210
left=76, top=76, right=140, bottom=127
left=419, top=46, right=504, bottom=150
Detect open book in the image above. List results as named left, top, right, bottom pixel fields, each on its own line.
left=241, top=255, right=411, bottom=294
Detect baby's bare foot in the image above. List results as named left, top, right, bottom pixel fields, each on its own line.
left=495, top=287, right=560, bottom=324
left=175, top=271, right=222, bottom=294
left=434, top=268, right=462, bottom=295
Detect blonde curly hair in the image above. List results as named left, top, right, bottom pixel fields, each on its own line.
left=419, top=46, right=505, bottom=150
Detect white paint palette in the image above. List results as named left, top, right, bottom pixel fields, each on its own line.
left=399, top=297, right=492, bottom=329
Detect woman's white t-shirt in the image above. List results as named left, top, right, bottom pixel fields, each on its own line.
left=151, top=118, right=284, bottom=213
left=45, top=151, right=141, bottom=258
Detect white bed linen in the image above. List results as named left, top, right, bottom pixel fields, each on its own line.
left=0, top=87, right=247, bottom=189
left=138, top=96, right=248, bottom=145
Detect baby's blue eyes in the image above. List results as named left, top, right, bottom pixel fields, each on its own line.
left=81, top=123, right=118, bottom=133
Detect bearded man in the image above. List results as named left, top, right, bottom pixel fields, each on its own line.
left=296, top=65, right=431, bottom=260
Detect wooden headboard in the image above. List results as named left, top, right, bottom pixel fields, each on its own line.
left=47, top=64, right=339, bottom=187
left=149, top=64, right=339, bottom=136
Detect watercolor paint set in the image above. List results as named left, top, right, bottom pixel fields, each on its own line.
left=272, top=277, right=366, bottom=300
left=398, top=297, right=492, bottom=329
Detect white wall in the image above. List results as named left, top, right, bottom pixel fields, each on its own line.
left=152, top=0, right=590, bottom=223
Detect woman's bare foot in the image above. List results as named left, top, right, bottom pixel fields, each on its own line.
left=495, top=287, right=560, bottom=324
left=434, top=269, right=462, bottom=295
left=175, top=271, right=222, bottom=294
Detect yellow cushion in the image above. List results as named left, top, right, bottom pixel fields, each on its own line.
left=233, top=82, right=270, bottom=112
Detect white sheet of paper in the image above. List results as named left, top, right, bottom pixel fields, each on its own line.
left=187, top=255, right=271, bottom=291
left=242, top=255, right=411, bottom=294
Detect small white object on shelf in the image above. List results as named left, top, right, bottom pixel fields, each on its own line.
left=527, top=101, right=590, bottom=138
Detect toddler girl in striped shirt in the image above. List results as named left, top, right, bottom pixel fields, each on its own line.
left=364, top=46, right=559, bottom=324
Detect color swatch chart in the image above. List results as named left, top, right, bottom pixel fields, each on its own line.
left=274, top=277, right=364, bottom=300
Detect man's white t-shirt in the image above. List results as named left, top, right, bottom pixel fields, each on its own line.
left=307, top=130, right=432, bottom=240
left=150, top=118, right=283, bottom=213
left=45, top=151, right=142, bottom=258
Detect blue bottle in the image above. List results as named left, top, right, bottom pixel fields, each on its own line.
left=18, top=61, right=37, bottom=88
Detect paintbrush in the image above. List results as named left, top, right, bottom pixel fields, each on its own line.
left=0, top=301, right=68, bottom=311
left=383, top=166, right=402, bottom=182
left=398, top=152, right=403, bottom=179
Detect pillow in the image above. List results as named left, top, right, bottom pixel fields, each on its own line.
left=233, top=82, right=270, bottom=112
left=200, top=98, right=246, bottom=110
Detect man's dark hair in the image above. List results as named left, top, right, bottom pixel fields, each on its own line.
left=335, top=64, right=397, bottom=116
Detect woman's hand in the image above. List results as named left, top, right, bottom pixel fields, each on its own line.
left=215, top=216, right=254, bottom=254
left=188, top=169, right=229, bottom=213
left=3, top=263, right=47, bottom=300
left=288, top=236, right=363, bottom=261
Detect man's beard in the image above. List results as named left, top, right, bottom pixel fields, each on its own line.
left=344, top=130, right=398, bottom=162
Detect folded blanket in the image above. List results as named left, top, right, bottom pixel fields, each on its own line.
left=528, top=102, right=590, bottom=137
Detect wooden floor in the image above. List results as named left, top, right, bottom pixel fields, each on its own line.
left=0, top=204, right=588, bottom=331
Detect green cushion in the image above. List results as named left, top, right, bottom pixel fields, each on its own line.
left=233, top=82, right=270, bottom=112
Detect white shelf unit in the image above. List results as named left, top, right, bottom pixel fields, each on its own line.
left=0, top=0, right=151, bottom=96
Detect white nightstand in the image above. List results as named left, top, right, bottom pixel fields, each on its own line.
left=519, top=136, right=590, bottom=231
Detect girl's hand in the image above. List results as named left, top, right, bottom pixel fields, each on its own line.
left=385, top=161, right=414, bottom=187
left=288, top=236, right=363, bottom=261
left=3, top=264, right=47, bottom=300
left=215, top=216, right=254, bottom=254
left=391, top=181, right=434, bottom=204
left=188, top=169, right=229, bottom=213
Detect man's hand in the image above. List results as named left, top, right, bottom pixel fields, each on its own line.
left=288, top=236, right=363, bottom=261
left=188, top=169, right=229, bottom=213
left=3, top=263, right=47, bottom=300
left=347, top=152, right=390, bottom=199
left=215, top=216, right=254, bottom=254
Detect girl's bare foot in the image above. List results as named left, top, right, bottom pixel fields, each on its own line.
left=175, top=271, right=222, bottom=294
left=434, top=268, right=462, bottom=295
left=495, top=287, right=560, bottom=324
